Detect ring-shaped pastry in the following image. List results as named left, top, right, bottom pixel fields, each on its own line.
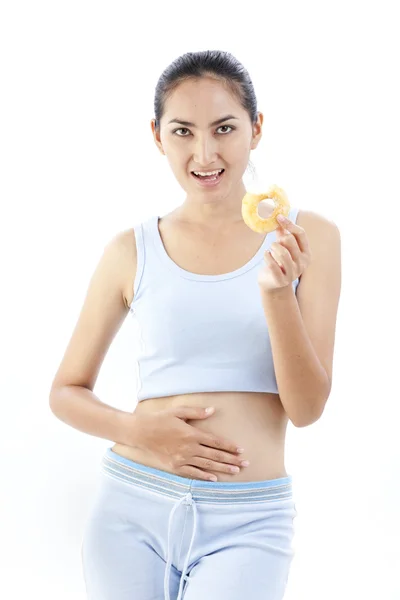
left=241, top=184, right=291, bottom=233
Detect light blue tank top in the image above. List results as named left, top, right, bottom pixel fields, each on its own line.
left=129, top=207, right=300, bottom=401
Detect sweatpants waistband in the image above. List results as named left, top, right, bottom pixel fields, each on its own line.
left=102, top=448, right=293, bottom=504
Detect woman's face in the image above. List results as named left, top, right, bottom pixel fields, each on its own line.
left=151, top=77, right=263, bottom=200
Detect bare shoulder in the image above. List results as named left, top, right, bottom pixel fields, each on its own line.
left=295, top=208, right=341, bottom=284
left=93, top=226, right=138, bottom=309
left=49, top=227, right=137, bottom=394
left=111, top=227, right=138, bottom=309
left=296, top=208, right=340, bottom=237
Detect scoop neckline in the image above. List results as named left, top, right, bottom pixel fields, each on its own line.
left=151, top=215, right=274, bottom=281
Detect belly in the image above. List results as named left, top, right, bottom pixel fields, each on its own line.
left=112, top=391, right=289, bottom=482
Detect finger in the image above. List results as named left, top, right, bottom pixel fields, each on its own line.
left=178, top=465, right=218, bottom=482
left=191, top=456, right=241, bottom=475
left=200, top=433, right=243, bottom=455
left=198, top=446, right=247, bottom=468
left=172, top=405, right=214, bottom=420
left=269, top=244, right=291, bottom=274
left=271, top=238, right=301, bottom=264
left=276, top=216, right=309, bottom=253
left=275, top=223, right=290, bottom=241
left=264, top=249, right=284, bottom=274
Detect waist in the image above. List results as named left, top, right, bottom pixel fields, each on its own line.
left=102, top=447, right=294, bottom=503
left=113, top=391, right=289, bottom=482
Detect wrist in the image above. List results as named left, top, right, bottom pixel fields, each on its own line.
left=115, top=410, right=143, bottom=448
left=259, top=284, right=293, bottom=300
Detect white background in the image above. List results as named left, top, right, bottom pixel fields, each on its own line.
left=1, top=1, right=399, bottom=598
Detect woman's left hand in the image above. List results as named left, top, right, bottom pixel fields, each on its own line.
left=257, top=214, right=312, bottom=293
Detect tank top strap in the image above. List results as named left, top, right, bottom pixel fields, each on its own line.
left=288, top=205, right=300, bottom=223
left=128, top=216, right=150, bottom=309
left=130, top=209, right=300, bottom=305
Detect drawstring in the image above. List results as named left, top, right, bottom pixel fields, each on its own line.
left=177, top=492, right=198, bottom=600
left=164, top=491, right=198, bottom=600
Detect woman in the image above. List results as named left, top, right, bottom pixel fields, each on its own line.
left=50, top=50, right=341, bottom=600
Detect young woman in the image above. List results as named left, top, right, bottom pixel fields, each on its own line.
left=50, top=50, right=341, bottom=600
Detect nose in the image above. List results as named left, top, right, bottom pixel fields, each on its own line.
left=193, top=133, right=218, bottom=166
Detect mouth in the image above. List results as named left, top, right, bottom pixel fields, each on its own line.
left=190, top=168, right=225, bottom=187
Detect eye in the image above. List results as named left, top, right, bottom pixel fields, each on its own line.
left=216, top=125, right=234, bottom=134
left=172, top=124, right=236, bottom=137
left=173, top=128, right=191, bottom=136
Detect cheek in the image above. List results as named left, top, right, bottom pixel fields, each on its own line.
left=164, top=139, right=190, bottom=165
left=163, top=152, right=192, bottom=187
left=226, top=136, right=251, bottom=162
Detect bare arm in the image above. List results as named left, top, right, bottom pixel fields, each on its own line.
left=50, top=384, right=137, bottom=444
left=49, top=227, right=137, bottom=444
left=49, top=227, right=249, bottom=480
left=260, top=212, right=341, bottom=427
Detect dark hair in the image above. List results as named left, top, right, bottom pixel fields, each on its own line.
left=154, top=50, right=258, bottom=130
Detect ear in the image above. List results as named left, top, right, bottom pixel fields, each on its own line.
left=151, top=119, right=165, bottom=155
left=250, top=112, right=263, bottom=150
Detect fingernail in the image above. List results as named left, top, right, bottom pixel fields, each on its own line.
left=237, top=448, right=245, bottom=453
left=277, top=214, right=287, bottom=223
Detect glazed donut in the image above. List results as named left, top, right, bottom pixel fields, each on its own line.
left=241, top=184, right=291, bottom=233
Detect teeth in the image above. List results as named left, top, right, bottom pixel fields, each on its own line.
left=193, top=169, right=223, bottom=177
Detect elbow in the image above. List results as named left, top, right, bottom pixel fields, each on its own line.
left=291, top=395, right=328, bottom=428
left=49, top=384, right=66, bottom=414
left=293, top=378, right=331, bottom=427
left=292, top=410, right=322, bottom=428
left=49, top=393, right=60, bottom=415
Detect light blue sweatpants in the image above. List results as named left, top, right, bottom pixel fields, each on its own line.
left=81, top=447, right=297, bottom=600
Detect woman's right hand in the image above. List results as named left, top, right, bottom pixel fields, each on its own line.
left=124, top=406, right=248, bottom=481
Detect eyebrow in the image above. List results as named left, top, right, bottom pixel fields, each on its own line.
left=167, top=115, right=239, bottom=127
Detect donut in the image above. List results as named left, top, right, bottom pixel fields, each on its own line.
left=241, top=184, right=291, bottom=233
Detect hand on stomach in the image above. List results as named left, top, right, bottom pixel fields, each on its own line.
left=112, top=391, right=289, bottom=482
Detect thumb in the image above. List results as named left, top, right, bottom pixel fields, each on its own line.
left=172, top=406, right=215, bottom=420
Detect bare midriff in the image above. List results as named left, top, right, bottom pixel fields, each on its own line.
left=111, top=391, right=289, bottom=482
left=112, top=212, right=293, bottom=483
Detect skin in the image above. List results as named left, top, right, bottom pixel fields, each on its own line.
left=51, top=75, right=340, bottom=483
left=151, top=76, right=263, bottom=229
left=112, top=77, right=293, bottom=481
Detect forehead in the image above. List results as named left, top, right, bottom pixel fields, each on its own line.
left=162, top=77, right=246, bottom=123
